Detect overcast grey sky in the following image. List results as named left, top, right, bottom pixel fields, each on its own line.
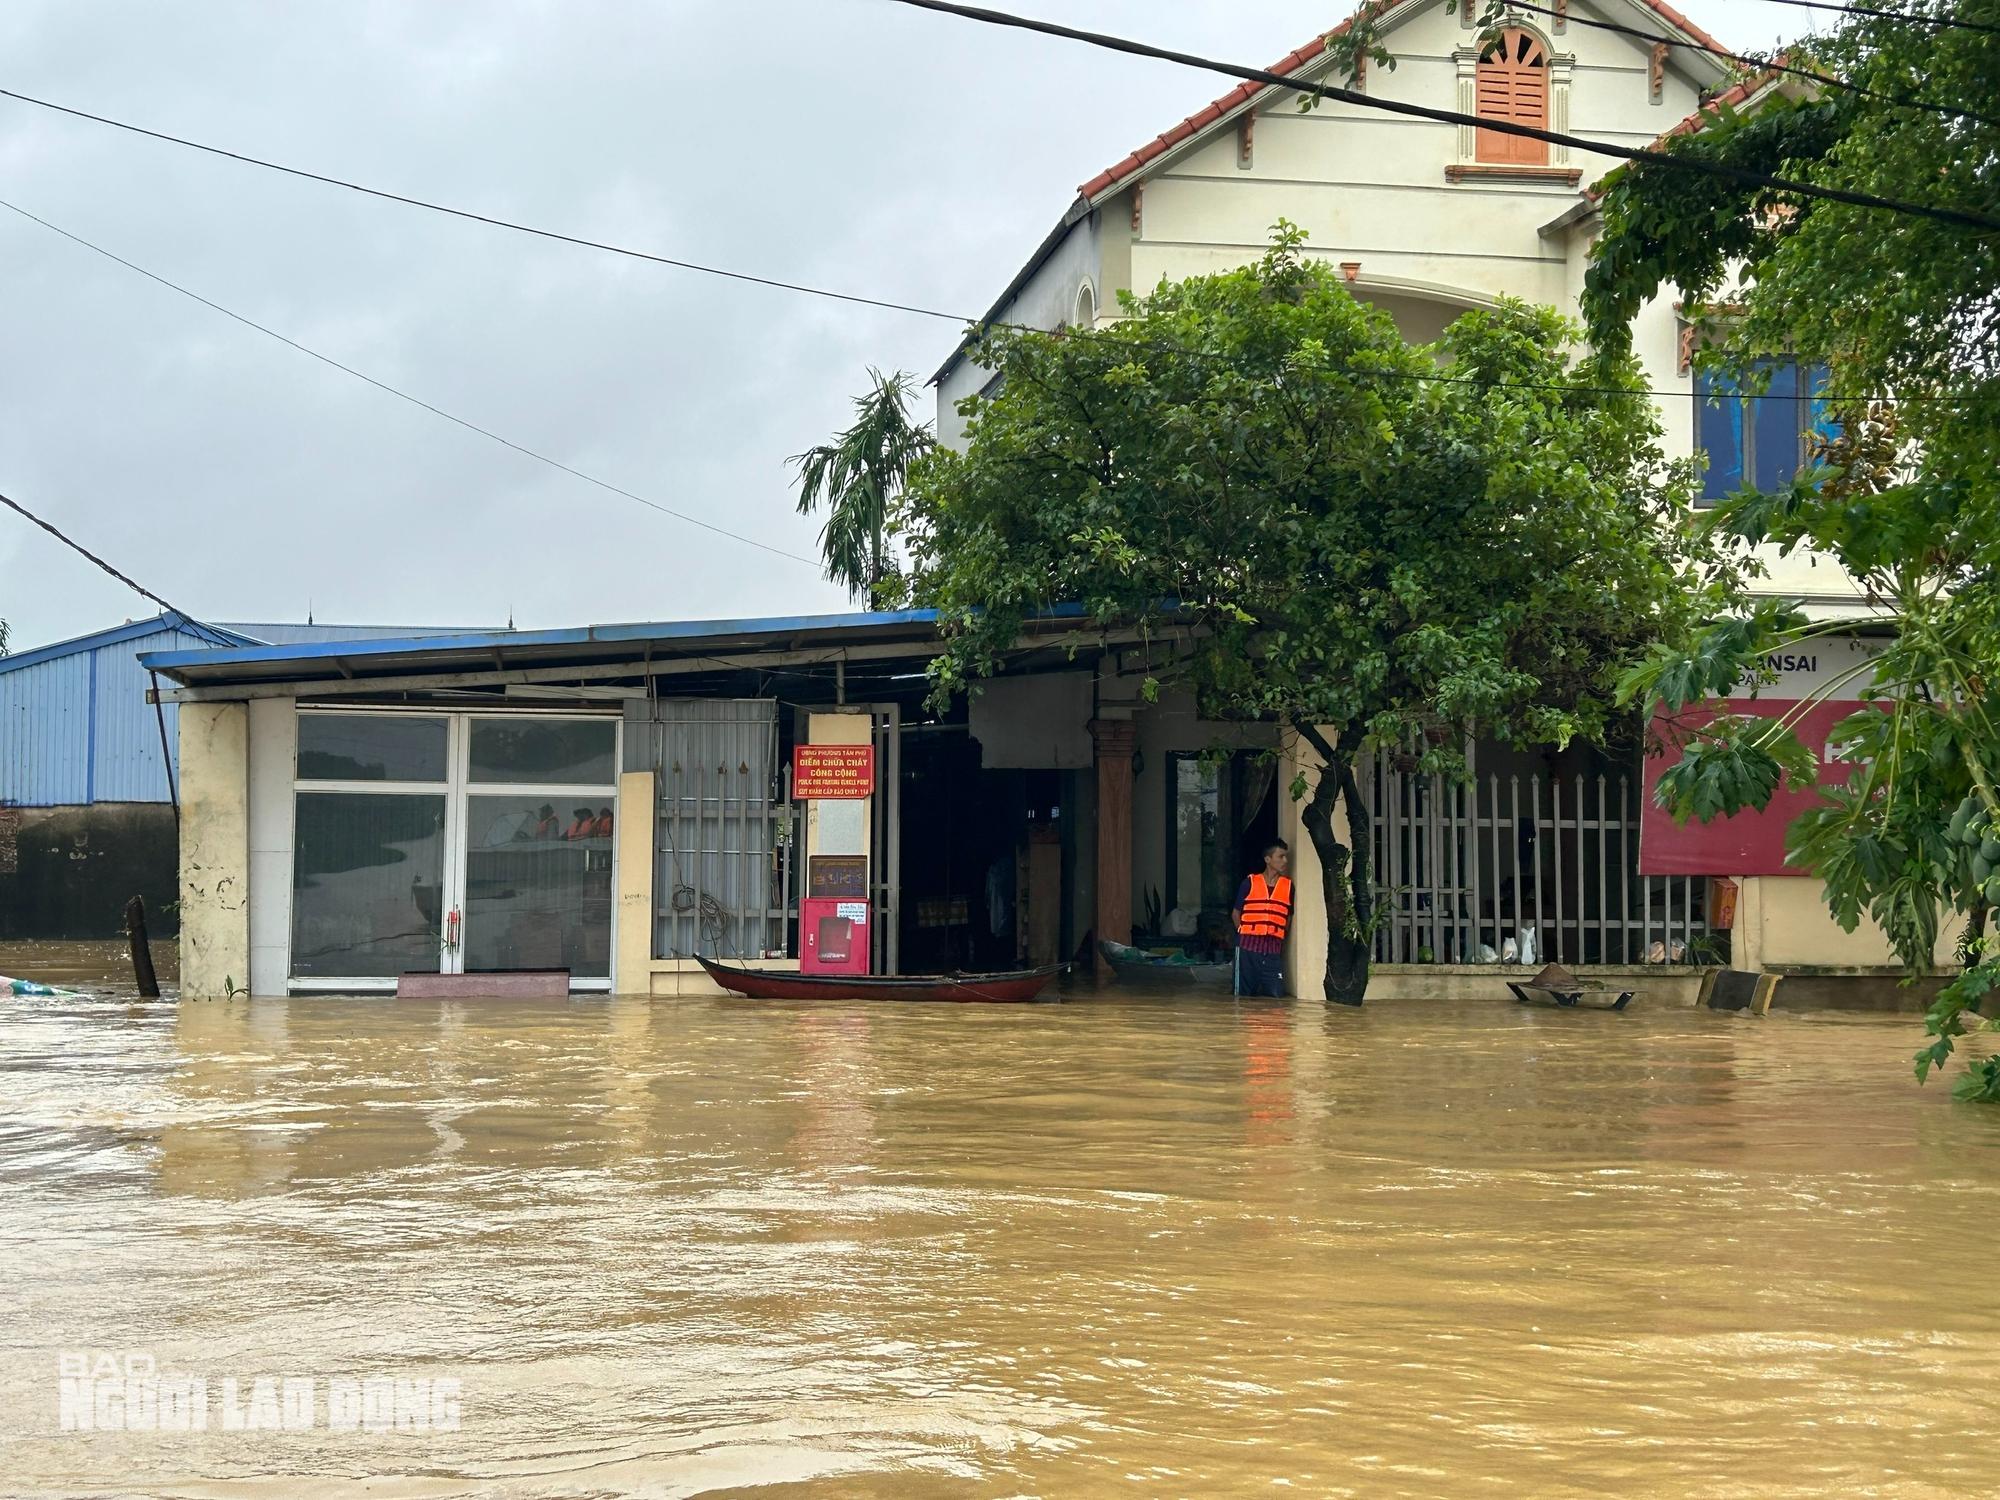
left=0, top=0, right=1780, bottom=649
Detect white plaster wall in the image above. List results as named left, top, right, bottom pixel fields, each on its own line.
left=936, top=212, right=1105, bottom=447
left=246, top=698, right=297, bottom=997
left=1117, top=2, right=1704, bottom=313
left=1737, top=875, right=1964, bottom=972
left=179, top=702, right=249, bottom=999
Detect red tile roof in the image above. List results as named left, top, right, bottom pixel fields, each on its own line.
left=1657, top=67, right=1783, bottom=144
left=1076, top=0, right=1735, bottom=202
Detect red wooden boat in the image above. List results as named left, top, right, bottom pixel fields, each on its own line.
left=697, top=956, right=1063, bottom=1003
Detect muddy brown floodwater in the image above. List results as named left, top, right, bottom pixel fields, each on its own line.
left=4, top=949, right=2000, bottom=1497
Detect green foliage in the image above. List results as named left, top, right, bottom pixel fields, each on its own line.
left=904, top=226, right=1716, bottom=1001
left=792, top=369, right=934, bottom=604
left=1652, top=720, right=1817, bottom=824
left=1590, top=4, right=2000, bottom=1092
left=1320, top=1, right=1398, bottom=91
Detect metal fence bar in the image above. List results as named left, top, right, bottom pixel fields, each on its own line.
left=1467, top=746, right=1484, bottom=962
left=1617, top=776, right=1632, bottom=965
left=1366, top=746, right=1710, bottom=968
left=1595, top=774, right=1607, bottom=966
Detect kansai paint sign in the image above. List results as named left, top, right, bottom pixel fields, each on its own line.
left=793, top=745, right=875, bottom=799
left=1640, top=635, right=1886, bottom=876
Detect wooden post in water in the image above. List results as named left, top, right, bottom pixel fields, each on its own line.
left=124, top=895, right=161, bottom=998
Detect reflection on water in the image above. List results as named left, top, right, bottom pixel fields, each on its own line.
left=5, top=967, right=2000, bottom=1497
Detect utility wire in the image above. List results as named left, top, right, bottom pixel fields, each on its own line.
left=0, top=489, right=193, bottom=617
left=0, top=196, right=824, bottom=567
left=4, top=187, right=1976, bottom=511
left=1492, top=0, right=2000, bottom=131
left=1745, top=0, right=2000, bottom=37
left=882, top=0, right=2000, bottom=234
left=0, top=85, right=978, bottom=325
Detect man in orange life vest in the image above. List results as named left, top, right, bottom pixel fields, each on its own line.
left=1233, top=841, right=1291, bottom=997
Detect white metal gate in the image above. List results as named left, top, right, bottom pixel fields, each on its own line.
left=632, top=699, right=791, bottom=961
left=1366, top=745, right=1713, bottom=968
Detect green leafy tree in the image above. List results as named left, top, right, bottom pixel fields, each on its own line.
left=1587, top=5, right=2000, bottom=1094
left=792, top=369, right=934, bottom=604
left=904, top=228, right=1716, bottom=1004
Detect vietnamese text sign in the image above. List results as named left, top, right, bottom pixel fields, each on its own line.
left=795, top=745, right=875, bottom=799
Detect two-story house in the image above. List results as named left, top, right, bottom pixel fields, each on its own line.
left=931, top=0, right=1931, bottom=1002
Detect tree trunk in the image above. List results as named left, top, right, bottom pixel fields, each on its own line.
left=1293, top=723, right=1371, bottom=1006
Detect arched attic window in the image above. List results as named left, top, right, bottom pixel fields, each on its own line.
left=1475, top=27, right=1549, bottom=166
left=1074, top=282, right=1096, bottom=329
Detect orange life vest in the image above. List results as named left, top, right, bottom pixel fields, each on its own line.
left=1240, top=874, right=1292, bottom=941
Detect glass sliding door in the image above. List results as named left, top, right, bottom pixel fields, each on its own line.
left=291, top=714, right=451, bottom=979
left=290, top=710, right=619, bottom=990
left=462, top=797, right=613, bottom=975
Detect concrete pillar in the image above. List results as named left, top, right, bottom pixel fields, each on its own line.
left=1090, top=720, right=1137, bottom=977
left=614, top=769, right=655, bottom=994
left=179, top=702, right=250, bottom=999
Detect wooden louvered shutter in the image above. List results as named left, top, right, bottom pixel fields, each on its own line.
left=1474, top=28, right=1550, bottom=166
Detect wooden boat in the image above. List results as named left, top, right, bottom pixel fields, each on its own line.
left=697, top=955, right=1064, bottom=1003
left=1506, top=962, right=1638, bottom=1011
left=1099, top=942, right=1233, bottom=991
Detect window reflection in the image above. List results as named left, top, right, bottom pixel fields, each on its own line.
left=462, top=795, right=613, bottom=976
left=1695, top=359, right=1839, bottom=506
left=297, top=715, right=448, bottom=783
left=468, top=719, right=616, bottom=785
left=291, top=792, right=446, bottom=975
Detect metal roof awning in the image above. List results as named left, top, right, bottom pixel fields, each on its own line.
left=140, top=605, right=1116, bottom=703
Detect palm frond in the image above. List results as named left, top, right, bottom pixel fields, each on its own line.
left=791, top=369, right=933, bottom=601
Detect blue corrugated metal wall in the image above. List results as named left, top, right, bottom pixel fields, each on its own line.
left=0, top=623, right=213, bottom=807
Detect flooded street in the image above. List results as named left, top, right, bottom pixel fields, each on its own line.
left=5, top=956, right=2000, bottom=1496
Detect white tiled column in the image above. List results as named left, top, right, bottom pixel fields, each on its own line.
left=247, top=698, right=297, bottom=997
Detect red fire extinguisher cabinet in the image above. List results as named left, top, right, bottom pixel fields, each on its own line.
left=801, top=897, right=871, bottom=975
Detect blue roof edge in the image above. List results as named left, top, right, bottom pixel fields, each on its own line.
left=0, top=612, right=257, bottom=676
left=137, top=608, right=954, bottom=675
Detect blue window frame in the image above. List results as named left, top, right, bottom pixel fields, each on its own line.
left=1694, top=359, right=1836, bottom=505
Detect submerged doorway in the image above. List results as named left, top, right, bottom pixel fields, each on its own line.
left=289, top=710, right=620, bottom=990
left=1154, top=750, right=1281, bottom=957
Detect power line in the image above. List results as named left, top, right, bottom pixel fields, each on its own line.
left=0, top=85, right=979, bottom=325
left=1744, top=0, right=2000, bottom=38
left=0, top=196, right=825, bottom=567
left=0, top=489, right=193, bottom=617
left=5, top=185, right=1976, bottom=552
left=882, top=0, right=2000, bottom=235
left=1494, top=0, right=2000, bottom=131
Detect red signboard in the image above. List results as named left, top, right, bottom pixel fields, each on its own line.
left=1638, top=635, right=1887, bottom=877
left=793, top=744, right=875, bottom=799
left=1639, top=699, right=1857, bottom=876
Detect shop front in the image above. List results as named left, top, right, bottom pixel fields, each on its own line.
left=145, top=610, right=1143, bottom=999
left=284, top=709, right=620, bottom=990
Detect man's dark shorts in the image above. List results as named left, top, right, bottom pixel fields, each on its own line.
left=1238, top=947, right=1285, bottom=997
